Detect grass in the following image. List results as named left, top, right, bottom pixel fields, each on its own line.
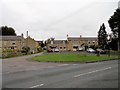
left=32, top=53, right=118, bottom=63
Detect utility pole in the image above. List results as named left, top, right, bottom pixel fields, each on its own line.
left=26, top=31, right=28, bottom=47
left=118, top=1, right=120, bottom=59
left=118, top=20, right=120, bottom=59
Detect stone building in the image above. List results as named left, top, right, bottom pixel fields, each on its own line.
left=46, top=35, right=98, bottom=52
left=47, top=40, right=68, bottom=51
left=25, top=36, right=39, bottom=53
left=0, top=35, right=24, bottom=51
left=0, top=34, right=39, bottom=53
left=67, top=35, right=98, bottom=51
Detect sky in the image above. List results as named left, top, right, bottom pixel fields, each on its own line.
left=1, top=0, right=120, bottom=40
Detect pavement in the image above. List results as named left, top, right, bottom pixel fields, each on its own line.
left=2, top=54, right=118, bottom=89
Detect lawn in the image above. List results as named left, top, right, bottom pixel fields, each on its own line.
left=32, top=53, right=118, bottom=63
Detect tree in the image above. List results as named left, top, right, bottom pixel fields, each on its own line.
left=108, top=8, right=120, bottom=51
left=98, top=23, right=108, bottom=49
left=40, top=41, right=45, bottom=48
left=109, top=38, right=118, bottom=50
left=0, top=26, right=16, bottom=36
left=108, top=8, right=120, bottom=38
left=21, top=46, right=30, bottom=55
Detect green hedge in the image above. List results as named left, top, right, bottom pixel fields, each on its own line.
left=2, top=51, right=23, bottom=58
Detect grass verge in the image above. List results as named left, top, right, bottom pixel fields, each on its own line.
left=32, top=53, right=118, bottom=63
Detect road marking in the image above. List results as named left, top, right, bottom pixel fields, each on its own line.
left=73, top=64, right=78, bottom=65
left=48, top=66, right=55, bottom=68
left=73, top=67, right=112, bottom=78
left=58, top=64, right=69, bottom=66
left=29, top=84, right=44, bottom=88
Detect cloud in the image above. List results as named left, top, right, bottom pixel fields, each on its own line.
left=1, top=0, right=119, bottom=40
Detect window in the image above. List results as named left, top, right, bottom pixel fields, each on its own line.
left=11, top=47, right=14, bottom=49
left=63, top=41, right=65, bottom=44
left=12, top=43, right=15, bottom=45
left=93, top=41, right=95, bottom=44
left=73, top=46, right=78, bottom=49
left=11, top=41, right=16, bottom=45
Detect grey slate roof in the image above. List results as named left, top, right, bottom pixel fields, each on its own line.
left=68, top=37, right=98, bottom=40
left=0, top=36, right=24, bottom=40
left=53, top=40, right=68, bottom=44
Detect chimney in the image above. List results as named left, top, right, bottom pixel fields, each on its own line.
left=67, top=34, right=68, bottom=38
left=80, top=35, right=82, bottom=38
left=26, top=31, right=28, bottom=37
left=21, top=33, right=23, bottom=37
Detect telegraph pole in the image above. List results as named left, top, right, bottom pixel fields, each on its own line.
left=118, top=1, right=120, bottom=59
left=118, top=20, right=120, bottom=59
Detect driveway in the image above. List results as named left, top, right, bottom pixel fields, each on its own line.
left=2, top=52, right=65, bottom=74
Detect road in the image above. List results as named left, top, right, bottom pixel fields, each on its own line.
left=2, top=52, right=65, bottom=74
left=2, top=60, right=118, bottom=89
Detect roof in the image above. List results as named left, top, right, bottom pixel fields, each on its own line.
left=0, top=36, right=24, bottom=40
left=68, top=37, right=98, bottom=40
left=53, top=40, right=68, bottom=44
left=36, top=41, right=43, bottom=44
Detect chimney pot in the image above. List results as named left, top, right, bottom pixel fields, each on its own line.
left=21, top=33, right=23, bottom=37
left=80, top=35, right=82, bottom=38
left=26, top=31, right=28, bottom=37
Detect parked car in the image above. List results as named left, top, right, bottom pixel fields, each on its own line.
left=77, top=47, right=84, bottom=51
left=47, top=48, right=53, bottom=52
left=86, top=48, right=95, bottom=53
left=96, top=49, right=106, bottom=54
left=53, top=48, right=59, bottom=52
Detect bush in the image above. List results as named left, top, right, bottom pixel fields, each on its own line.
left=89, top=45, right=99, bottom=50
left=3, top=49, right=13, bottom=52
left=2, top=51, right=23, bottom=58
left=21, top=46, right=30, bottom=55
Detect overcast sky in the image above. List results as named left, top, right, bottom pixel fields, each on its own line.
left=1, top=0, right=119, bottom=40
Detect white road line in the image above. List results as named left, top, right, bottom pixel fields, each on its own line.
left=58, top=64, right=69, bottom=66
left=73, top=67, right=112, bottom=78
left=29, top=84, right=44, bottom=88
left=73, top=64, right=78, bottom=65
left=47, top=66, right=55, bottom=68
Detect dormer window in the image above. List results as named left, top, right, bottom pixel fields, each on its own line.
left=51, top=41, right=53, bottom=44
left=63, top=41, right=65, bottom=44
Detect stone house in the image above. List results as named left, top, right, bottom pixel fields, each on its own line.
left=0, top=35, right=24, bottom=51
left=0, top=34, right=39, bottom=53
left=25, top=36, right=39, bottom=53
left=46, top=35, right=98, bottom=52
left=47, top=40, right=68, bottom=51
left=67, top=35, right=98, bottom=51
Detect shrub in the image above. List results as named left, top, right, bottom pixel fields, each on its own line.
left=21, top=46, right=30, bottom=55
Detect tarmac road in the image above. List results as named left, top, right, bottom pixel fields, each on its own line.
left=2, top=60, right=118, bottom=89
